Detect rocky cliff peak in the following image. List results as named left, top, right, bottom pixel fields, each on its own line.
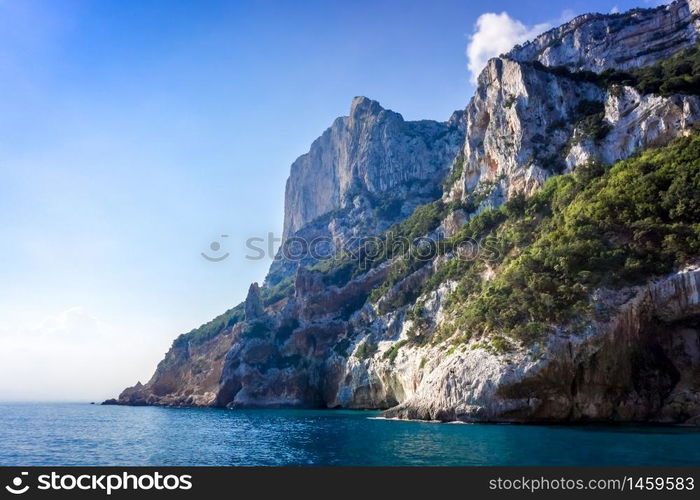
left=348, top=96, right=392, bottom=121
left=507, top=0, right=700, bottom=72
left=281, top=97, right=463, bottom=241
left=444, top=0, right=700, bottom=213
left=244, top=282, right=264, bottom=320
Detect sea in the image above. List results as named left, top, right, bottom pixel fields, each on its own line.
left=1, top=403, right=699, bottom=466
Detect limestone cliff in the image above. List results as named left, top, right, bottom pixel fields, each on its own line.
left=385, top=267, right=700, bottom=423
left=281, top=96, right=463, bottom=241
left=447, top=0, right=700, bottom=211
left=508, top=0, right=700, bottom=72
left=110, top=1, right=700, bottom=425
left=267, top=97, right=463, bottom=286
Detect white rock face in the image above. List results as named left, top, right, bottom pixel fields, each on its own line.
left=266, top=97, right=463, bottom=286
left=563, top=87, right=700, bottom=168
left=448, top=1, right=700, bottom=207
left=509, top=0, right=700, bottom=72
left=599, top=87, right=700, bottom=165
left=332, top=279, right=457, bottom=409
left=382, top=269, right=700, bottom=423
left=450, top=57, right=605, bottom=202
left=282, top=97, right=463, bottom=240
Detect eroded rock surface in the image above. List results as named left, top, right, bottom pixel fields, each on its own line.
left=385, top=268, right=700, bottom=423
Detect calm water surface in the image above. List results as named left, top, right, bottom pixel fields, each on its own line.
left=1, top=403, right=699, bottom=466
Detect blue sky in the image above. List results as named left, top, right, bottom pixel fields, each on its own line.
left=0, top=0, right=664, bottom=400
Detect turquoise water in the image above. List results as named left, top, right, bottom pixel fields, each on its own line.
left=1, top=403, right=700, bottom=466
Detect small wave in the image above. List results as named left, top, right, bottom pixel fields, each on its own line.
left=367, top=416, right=443, bottom=424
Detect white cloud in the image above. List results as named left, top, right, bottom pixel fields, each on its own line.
left=465, top=9, right=581, bottom=83
left=466, top=12, right=551, bottom=83
left=32, top=306, right=99, bottom=339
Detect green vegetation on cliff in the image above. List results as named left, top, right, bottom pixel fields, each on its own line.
left=442, top=133, right=700, bottom=343
left=173, top=303, right=245, bottom=348
left=173, top=133, right=700, bottom=355
left=311, top=131, right=700, bottom=351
